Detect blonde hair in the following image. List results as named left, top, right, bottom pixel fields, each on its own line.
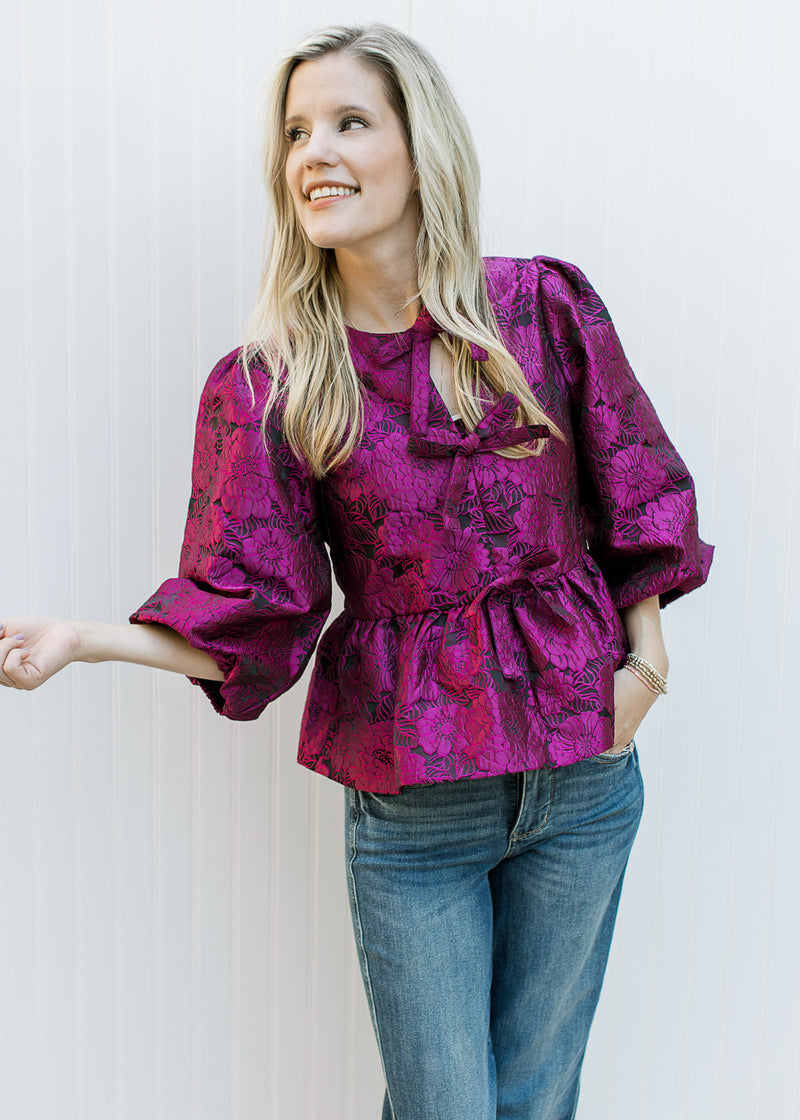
left=244, top=23, right=559, bottom=478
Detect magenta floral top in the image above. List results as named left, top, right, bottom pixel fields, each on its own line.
left=131, top=257, right=713, bottom=792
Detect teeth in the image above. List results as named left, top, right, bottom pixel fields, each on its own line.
left=308, top=186, right=358, bottom=201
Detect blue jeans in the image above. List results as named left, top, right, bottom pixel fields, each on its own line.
left=344, top=743, right=644, bottom=1120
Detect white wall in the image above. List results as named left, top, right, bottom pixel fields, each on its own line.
left=1, top=1, right=798, bottom=1117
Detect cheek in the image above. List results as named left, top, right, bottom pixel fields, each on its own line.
left=384, top=150, right=415, bottom=202
left=284, top=159, right=296, bottom=194
left=284, top=151, right=303, bottom=192
left=285, top=168, right=305, bottom=217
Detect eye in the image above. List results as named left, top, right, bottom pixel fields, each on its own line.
left=340, top=116, right=367, bottom=132
left=284, top=126, right=308, bottom=143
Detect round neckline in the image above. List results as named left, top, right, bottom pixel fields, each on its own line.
left=344, top=305, right=434, bottom=339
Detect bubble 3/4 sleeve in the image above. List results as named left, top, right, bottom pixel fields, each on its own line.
left=538, top=257, right=714, bottom=609
left=130, top=349, right=332, bottom=719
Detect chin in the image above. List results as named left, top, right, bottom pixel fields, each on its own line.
left=298, top=221, right=346, bottom=251
left=304, top=230, right=360, bottom=253
left=304, top=235, right=345, bottom=251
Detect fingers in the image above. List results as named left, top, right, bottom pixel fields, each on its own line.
left=2, top=646, right=34, bottom=688
left=0, top=622, right=28, bottom=651
left=0, top=624, right=30, bottom=688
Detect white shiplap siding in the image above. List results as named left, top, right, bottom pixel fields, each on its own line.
left=1, top=1, right=798, bottom=1117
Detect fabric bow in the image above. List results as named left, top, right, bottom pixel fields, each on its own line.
left=434, top=549, right=563, bottom=699
left=408, top=392, right=550, bottom=528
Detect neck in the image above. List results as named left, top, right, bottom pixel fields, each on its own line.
left=335, top=245, right=420, bottom=333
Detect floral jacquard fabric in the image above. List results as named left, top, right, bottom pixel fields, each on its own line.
left=131, top=257, right=713, bottom=793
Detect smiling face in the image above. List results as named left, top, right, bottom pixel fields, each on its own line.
left=283, top=52, right=419, bottom=266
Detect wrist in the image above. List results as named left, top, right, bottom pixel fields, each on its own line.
left=74, top=620, right=115, bottom=664
left=624, top=653, right=668, bottom=695
left=627, top=643, right=668, bottom=679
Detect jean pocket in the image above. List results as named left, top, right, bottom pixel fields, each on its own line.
left=593, top=739, right=636, bottom=765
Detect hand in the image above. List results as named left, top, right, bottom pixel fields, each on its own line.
left=610, top=666, right=660, bottom=752
left=0, top=616, right=83, bottom=690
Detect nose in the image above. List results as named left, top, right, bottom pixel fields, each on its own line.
left=302, top=126, right=339, bottom=169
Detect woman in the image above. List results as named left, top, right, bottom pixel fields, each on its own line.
left=0, top=23, right=712, bottom=1120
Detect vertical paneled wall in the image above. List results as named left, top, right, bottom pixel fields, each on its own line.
left=1, top=1, right=797, bottom=1117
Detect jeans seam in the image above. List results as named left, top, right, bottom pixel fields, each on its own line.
left=507, top=768, right=554, bottom=845
left=346, top=792, right=398, bottom=1120
left=501, top=771, right=528, bottom=858
left=512, top=768, right=555, bottom=840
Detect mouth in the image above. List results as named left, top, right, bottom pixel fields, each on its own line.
left=305, top=185, right=360, bottom=204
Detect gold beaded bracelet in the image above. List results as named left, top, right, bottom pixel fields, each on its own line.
left=624, top=654, right=668, bottom=695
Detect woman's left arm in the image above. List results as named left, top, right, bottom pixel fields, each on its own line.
left=612, top=595, right=669, bottom=751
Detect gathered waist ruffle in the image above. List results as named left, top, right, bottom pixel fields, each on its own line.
left=319, top=551, right=628, bottom=706
left=340, top=543, right=586, bottom=621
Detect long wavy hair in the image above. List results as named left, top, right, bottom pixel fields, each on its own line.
left=244, top=23, right=560, bottom=478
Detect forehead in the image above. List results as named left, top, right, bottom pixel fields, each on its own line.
left=284, top=53, right=390, bottom=118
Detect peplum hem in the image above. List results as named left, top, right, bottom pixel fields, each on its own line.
left=297, top=555, right=630, bottom=793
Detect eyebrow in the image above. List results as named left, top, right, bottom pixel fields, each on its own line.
left=284, top=104, right=374, bottom=127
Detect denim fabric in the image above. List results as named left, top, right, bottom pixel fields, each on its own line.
left=345, top=745, right=644, bottom=1120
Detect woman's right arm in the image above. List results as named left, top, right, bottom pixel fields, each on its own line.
left=0, top=617, right=224, bottom=691
left=2, top=352, right=331, bottom=711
